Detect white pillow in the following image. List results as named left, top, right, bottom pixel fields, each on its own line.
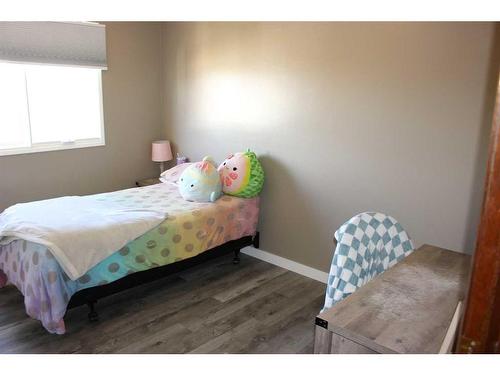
left=160, top=163, right=193, bottom=184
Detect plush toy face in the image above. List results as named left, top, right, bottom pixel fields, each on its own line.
left=218, top=149, right=264, bottom=198
left=178, top=157, right=222, bottom=202
left=218, top=153, right=251, bottom=194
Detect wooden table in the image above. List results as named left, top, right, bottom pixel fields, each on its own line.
left=314, top=244, right=471, bottom=354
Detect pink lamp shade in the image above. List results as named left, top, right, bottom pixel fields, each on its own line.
left=152, top=140, right=173, bottom=162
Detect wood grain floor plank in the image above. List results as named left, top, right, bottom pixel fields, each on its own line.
left=187, top=318, right=260, bottom=354
left=214, top=293, right=325, bottom=354
left=201, top=271, right=301, bottom=327
left=212, top=266, right=288, bottom=303
left=249, top=295, right=325, bottom=354
left=116, top=323, right=192, bottom=354
left=134, top=272, right=309, bottom=353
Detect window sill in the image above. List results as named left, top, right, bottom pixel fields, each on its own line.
left=0, top=140, right=106, bottom=157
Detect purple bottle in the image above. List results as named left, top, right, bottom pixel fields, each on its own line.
left=176, top=153, right=188, bottom=165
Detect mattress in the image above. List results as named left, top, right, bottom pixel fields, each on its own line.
left=0, top=182, right=259, bottom=334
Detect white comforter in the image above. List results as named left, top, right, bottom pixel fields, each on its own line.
left=0, top=194, right=166, bottom=280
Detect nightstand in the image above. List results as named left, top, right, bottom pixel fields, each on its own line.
left=135, top=178, right=161, bottom=187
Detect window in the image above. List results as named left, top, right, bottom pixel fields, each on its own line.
left=0, top=62, right=104, bottom=156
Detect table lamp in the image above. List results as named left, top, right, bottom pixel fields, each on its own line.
left=152, top=140, right=173, bottom=174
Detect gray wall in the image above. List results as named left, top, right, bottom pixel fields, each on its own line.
left=161, top=22, right=500, bottom=271
left=0, top=22, right=163, bottom=210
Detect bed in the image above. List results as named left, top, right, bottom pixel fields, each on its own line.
left=0, top=181, right=260, bottom=334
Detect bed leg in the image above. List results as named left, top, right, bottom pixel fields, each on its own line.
left=87, top=301, right=99, bottom=322
left=0, top=270, right=7, bottom=288
left=233, top=249, right=241, bottom=265
left=253, top=231, right=260, bottom=249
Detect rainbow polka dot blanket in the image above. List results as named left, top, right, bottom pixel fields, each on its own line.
left=0, top=182, right=259, bottom=334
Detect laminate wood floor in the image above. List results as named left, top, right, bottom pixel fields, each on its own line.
left=0, top=253, right=325, bottom=353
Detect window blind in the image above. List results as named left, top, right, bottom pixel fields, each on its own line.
left=0, top=22, right=107, bottom=69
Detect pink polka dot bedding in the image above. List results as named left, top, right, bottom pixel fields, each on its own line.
left=0, top=183, right=260, bottom=334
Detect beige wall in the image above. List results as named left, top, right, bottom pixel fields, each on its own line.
left=0, top=22, right=163, bottom=210
left=161, top=22, right=500, bottom=271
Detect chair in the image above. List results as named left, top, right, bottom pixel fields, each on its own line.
left=323, top=212, right=414, bottom=310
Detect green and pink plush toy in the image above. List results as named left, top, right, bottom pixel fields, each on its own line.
left=217, top=149, right=265, bottom=198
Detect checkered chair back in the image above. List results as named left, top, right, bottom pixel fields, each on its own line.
left=323, top=212, right=414, bottom=310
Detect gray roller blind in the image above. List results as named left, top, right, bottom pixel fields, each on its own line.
left=0, top=22, right=107, bottom=69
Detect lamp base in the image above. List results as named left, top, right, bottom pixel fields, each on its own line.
left=159, top=162, right=165, bottom=175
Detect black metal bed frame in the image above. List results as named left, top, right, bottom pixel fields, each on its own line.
left=67, top=232, right=260, bottom=322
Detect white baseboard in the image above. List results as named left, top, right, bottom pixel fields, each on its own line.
left=241, top=246, right=329, bottom=284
